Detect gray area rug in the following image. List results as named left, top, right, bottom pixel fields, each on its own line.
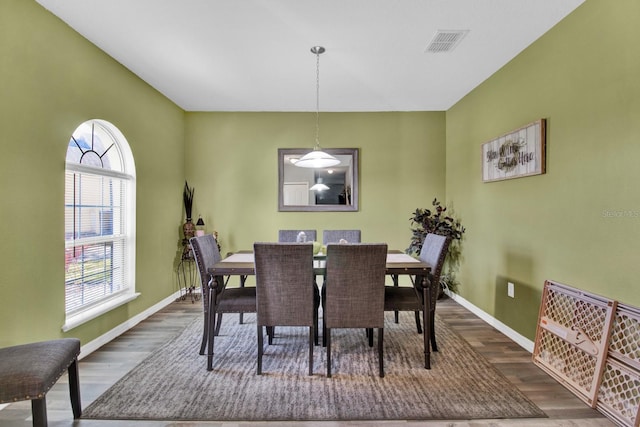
left=83, top=311, right=546, bottom=421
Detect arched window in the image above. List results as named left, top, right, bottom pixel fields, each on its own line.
left=63, top=119, right=137, bottom=331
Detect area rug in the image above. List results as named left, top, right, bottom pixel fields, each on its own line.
left=83, top=311, right=546, bottom=421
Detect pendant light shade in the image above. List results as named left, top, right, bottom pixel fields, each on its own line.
left=295, top=46, right=340, bottom=169
left=295, top=148, right=340, bottom=168
left=310, top=182, right=330, bottom=191
left=309, top=177, right=330, bottom=191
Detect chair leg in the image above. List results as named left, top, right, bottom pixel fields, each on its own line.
left=314, top=310, right=319, bottom=346
left=32, top=397, right=47, bottom=427
left=393, top=274, right=399, bottom=323
left=367, top=328, right=374, bottom=347
left=214, top=313, right=223, bottom=336
left=414, top=310, right=423, bottom=334
left=308, top=326, right=314, bottom=375
left=326, top=328, right=332, bottom=378
left=313, top=284, right=320, bottom=346
left=257, top=325, right=263, bottom=375
left=430, top=310, right=438, bottom=352
left=207, top=296, right=218, bottom=371
left=239, top=275, right=247, bottom=325
left=265, top=325, right=274, bottom=340
left=68, top=358, right=82, bottom=419
left=267, top=326, right=274, bottom=345
left=322, top=316, right=327, bottom=347
left=378, top=328, right=384, bottom=378
left=422, top=286, right=431, bottom=370
left=321, top=285, right=327, bottom=347
left=199, top=310, right=208, bottom=355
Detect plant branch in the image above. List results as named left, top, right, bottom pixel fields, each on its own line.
left=183, top=181, right=194, bottom=220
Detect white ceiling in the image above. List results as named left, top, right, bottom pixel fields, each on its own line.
left=36, top=0, right=584, bottom=112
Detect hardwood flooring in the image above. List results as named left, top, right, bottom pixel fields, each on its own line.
left=0, top=297, right=614, bottom=426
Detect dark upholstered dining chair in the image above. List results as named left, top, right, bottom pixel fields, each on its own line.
left=190, top=234, right=256, bottom=358
left=278, top=229, right=317, bottom=243
left=279, top=229, right=321, bottom=344
left=320, top=229, right=361, bottom=346
left=322, top=229, right=361, bottom=244
left=254, top=243, right=316, bottom=375
left=384, top=233, right=450, bottom=353
left=323, top=243, right=388, bottom=378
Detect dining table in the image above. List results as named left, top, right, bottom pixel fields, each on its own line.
left=206, top=249, right=433, bottom=371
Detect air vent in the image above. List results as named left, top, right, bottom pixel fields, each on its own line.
left=425, top=30, right=469, bottom=53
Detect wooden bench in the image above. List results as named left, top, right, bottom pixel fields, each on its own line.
left=0, top=338, right=81, bottom=426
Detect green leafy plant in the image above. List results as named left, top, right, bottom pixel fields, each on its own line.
left=406, top=198, right=466, bottom=295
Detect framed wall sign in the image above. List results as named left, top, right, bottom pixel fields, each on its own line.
left=482, top=119, right=546, bottom=183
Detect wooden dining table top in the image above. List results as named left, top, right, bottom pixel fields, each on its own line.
left=208, top=249, right=431, bottom=276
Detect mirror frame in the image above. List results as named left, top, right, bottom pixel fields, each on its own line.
left=278, top=148, right=359, bottom=212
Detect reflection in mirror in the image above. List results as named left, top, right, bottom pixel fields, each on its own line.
left=278, top=148, right=359, bottom=212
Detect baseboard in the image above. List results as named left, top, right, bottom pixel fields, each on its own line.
left=446, top=291, right=535, bottom=353
left=78, top=290, right=183, bottom=360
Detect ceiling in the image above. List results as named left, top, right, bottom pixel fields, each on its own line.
left=36, top=0, right=584, bottom=112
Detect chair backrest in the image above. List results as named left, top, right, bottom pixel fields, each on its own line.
left=322, top=229, right=361, bottom=244
left=324, top=243, right=387, bottom=329
left=189, top=234, right=222, bottom=306
left=418, top=233, right=451, bottom=304
left=254, top=242, right=315, bottom=327
left=278, top=229, right=317, bottom=242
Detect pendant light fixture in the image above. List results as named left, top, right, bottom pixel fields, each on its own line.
left=309, top=177, right=330, bottom=191
left=294, top=46, right=341, bottom=169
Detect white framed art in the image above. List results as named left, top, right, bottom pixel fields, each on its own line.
left=482, top=119, right=546, bottom=183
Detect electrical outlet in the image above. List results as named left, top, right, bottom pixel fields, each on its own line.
left=507, top=282, right=515, bottom=298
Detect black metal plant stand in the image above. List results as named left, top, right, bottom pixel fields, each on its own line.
left=177, top=240, right=200, bottom=303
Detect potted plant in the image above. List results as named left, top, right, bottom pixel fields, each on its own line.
left=183, top=181, right=195, bottom=240
left=406, top=198, right=466, bottom=296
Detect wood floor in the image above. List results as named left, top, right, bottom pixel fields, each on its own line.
left=0, top=296, right=615, bottom=427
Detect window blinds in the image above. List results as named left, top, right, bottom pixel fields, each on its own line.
left=64, top=169, right=127, bottom=314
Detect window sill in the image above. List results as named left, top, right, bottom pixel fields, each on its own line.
left=62, top=293, right=140, bottom=332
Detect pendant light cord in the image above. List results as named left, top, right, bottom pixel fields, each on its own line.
left=315, top=49, right=321, bottom=150
left=294, top=46, right=340, bottom=168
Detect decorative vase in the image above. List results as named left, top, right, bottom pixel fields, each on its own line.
left=183, top=219, right=195, bottom=240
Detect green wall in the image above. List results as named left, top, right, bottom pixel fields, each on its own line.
left=185, top=111, right=446, bottom=260
left=5, top=0, right=635, bottom=351
left=446, top=0, right=640, bottom=339
left=0, top=0, right=185, bottom=347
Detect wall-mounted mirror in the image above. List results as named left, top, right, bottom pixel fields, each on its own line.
left=278, top=148, right=359, bottom=212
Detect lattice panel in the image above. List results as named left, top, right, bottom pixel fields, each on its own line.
left=536, top=329, right=597, bottom=396
left=596, top=303, right=640, bottom=427
left=535, top=280, right=640, bottom=427
left=597, top=358, right=640, bottom=427
left=534, top=281, right=613, bottom=405
left=542, top=287, right=609, bottom=344
left=609, top=304, right=640, bottom=370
